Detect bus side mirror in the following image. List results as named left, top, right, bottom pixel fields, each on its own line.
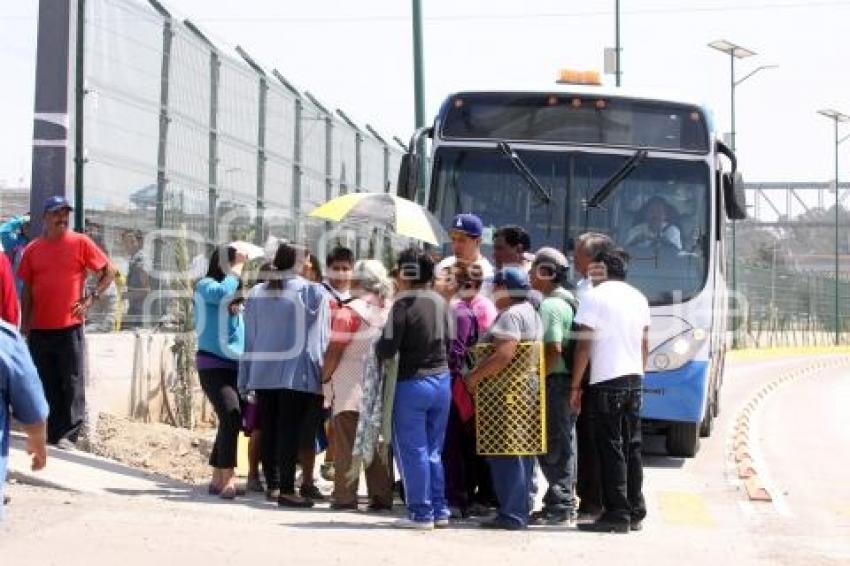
left=397, top=153, right=418, bottom=201
left=723, top=171, right=747, bottom=220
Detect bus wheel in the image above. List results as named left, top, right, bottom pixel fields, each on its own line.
left=712, top=381, right=721, bottom=417
left=699, top=409, right=713, bottom=438
left=666, top=423, right=700, bottom=457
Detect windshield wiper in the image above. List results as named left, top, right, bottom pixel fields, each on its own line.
left=585, top=149, right=648, bottom=209
left=497, top=141, right=552, bottom=204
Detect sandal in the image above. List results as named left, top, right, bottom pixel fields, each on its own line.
left=219, top=485, right=239, bottom=500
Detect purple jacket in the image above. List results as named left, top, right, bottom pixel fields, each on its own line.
left=448, top=300, right=479, bottom=381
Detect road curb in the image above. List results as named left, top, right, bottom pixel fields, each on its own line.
left=729, top=355, right=850, bottom=503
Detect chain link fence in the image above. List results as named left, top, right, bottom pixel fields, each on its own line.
left=736, top=263, right=850, bottom=347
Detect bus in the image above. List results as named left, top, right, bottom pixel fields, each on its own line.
left=397, top=88, right=746, bottom=457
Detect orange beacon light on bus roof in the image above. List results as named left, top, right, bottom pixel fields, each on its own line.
left=556, top=69, right=602, bottom=86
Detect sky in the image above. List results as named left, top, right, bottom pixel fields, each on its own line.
left=1, top=0, right=850, bottom=189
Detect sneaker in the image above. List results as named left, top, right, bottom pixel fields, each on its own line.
left=265, top=489, right=281, bottom=502
left=320, top=462, right=335, bottom=482
left=577, top=520, right=630, bottom=534
left=219, top=485, right=239, bottom=500
left=434, top=517, right=450, bottom=528
left=299, top=484, right=326, bottom=501
left=391, top=518, right=434, bottom=530
left=56, top=438, right=76, bottom=451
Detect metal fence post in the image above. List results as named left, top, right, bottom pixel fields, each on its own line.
left=235, top=47, right=267, bottom=245
left=292, top=97, right=303, bottom=240
left=325, top=116, right=334, bottom=202
left=184, top=20, right=219, bottom=244
left=256, top=77, right=267, bottom=244
left=355, top=131, right=363, bottom=192
left=149, top=1, right=173, bottom=319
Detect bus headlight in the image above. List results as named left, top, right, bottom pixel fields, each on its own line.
left=649, top=329, right=708, bottom=372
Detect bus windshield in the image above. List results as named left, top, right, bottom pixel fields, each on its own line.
left=430, top=146, right=711, bottom=305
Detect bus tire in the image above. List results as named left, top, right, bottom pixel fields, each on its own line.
left=712, top=381, right=721, bottom=418
left=699, top=409, right=713, bottom=438
left=666, top=422, right=700, bottom=457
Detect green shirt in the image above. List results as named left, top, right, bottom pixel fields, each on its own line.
left=538, top=287, right=576, bottom=375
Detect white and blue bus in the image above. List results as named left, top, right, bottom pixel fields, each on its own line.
left=398, top=87, right=746, bottom=457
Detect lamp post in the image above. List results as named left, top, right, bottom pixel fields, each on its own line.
left=708, top=39, right=775, bottom=348
left=816, top=108, right=850, bottom=346
left=411, top=0, right=427, bottom=204
left=615, top=0, right=621, bottom=87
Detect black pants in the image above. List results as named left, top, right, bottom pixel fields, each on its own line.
left=537, top=374, right=578, bottom=515
left=257, top=389, right=323, bottom=494
left=198, top=368, right=241, bottom=469
left=442, top=401, right=496, bottom=511
left=576, top=393, right=604, bottom=513
left=585, top=375, right=646, bottom=525
left=28, top=325, right=86, bottom=444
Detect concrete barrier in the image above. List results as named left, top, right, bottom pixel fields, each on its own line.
left=85, top=331, right=212, bottom=428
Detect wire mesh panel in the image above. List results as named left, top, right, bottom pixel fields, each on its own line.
left=332, top=120, right=358, bottom=194
left=470, top=341, right=547, bottom=456
left=69, top=0, right=407, bottom=332
left=361, top=136, right=386, bottom=193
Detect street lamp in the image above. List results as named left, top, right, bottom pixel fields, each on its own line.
left=816, top=108, right=850, bottom=346
left=708, top=39, right=776, bottom=348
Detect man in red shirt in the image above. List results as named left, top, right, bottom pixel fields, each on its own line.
left=0, top=253, right=19, bottom=326
left=17, top=196, right=116, bottom=449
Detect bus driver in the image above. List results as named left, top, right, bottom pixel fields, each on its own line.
left=625, top=196, right=682, bottom=250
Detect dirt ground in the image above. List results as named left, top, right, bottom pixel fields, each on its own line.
left=89, top=413, right=215, bottom=484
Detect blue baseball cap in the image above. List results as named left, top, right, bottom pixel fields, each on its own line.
left=449, top=213, right=483, bottom=238
left=493, top=266, right=530, bottom=291
left=43, top=195, right=73, bottom=214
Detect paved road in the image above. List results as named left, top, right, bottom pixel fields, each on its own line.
left=1, top=355, right=848, bottom=565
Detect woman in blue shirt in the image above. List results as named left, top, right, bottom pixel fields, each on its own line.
left=193, top=245, right=246, bottom=499
left=238, top=242, right=330, bottom=508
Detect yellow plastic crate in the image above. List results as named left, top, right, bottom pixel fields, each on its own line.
left=469, top=341, right=547, bottom=456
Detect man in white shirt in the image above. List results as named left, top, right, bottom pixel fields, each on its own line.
left=436, top=213, right=494, bottom=293
left=571, top=231, right=613, bottom=519
left=570, top=247, right=650, bottom=534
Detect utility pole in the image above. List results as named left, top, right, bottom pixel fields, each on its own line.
left=615, top=0, right=621, bottom=87
left=411, top=0, right=427, bottom=204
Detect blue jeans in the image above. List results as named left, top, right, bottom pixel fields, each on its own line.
left=393, top=372, right=451, bottom=523
left=488, top=455, right=536, bottom=528
left=537, top=374, right=578, bottom=515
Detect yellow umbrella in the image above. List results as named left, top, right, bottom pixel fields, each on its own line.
left=309, top=193, right=445, bottom=246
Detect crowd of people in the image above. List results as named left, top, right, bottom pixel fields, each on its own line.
left=2, top=198, right=651, bottom=535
